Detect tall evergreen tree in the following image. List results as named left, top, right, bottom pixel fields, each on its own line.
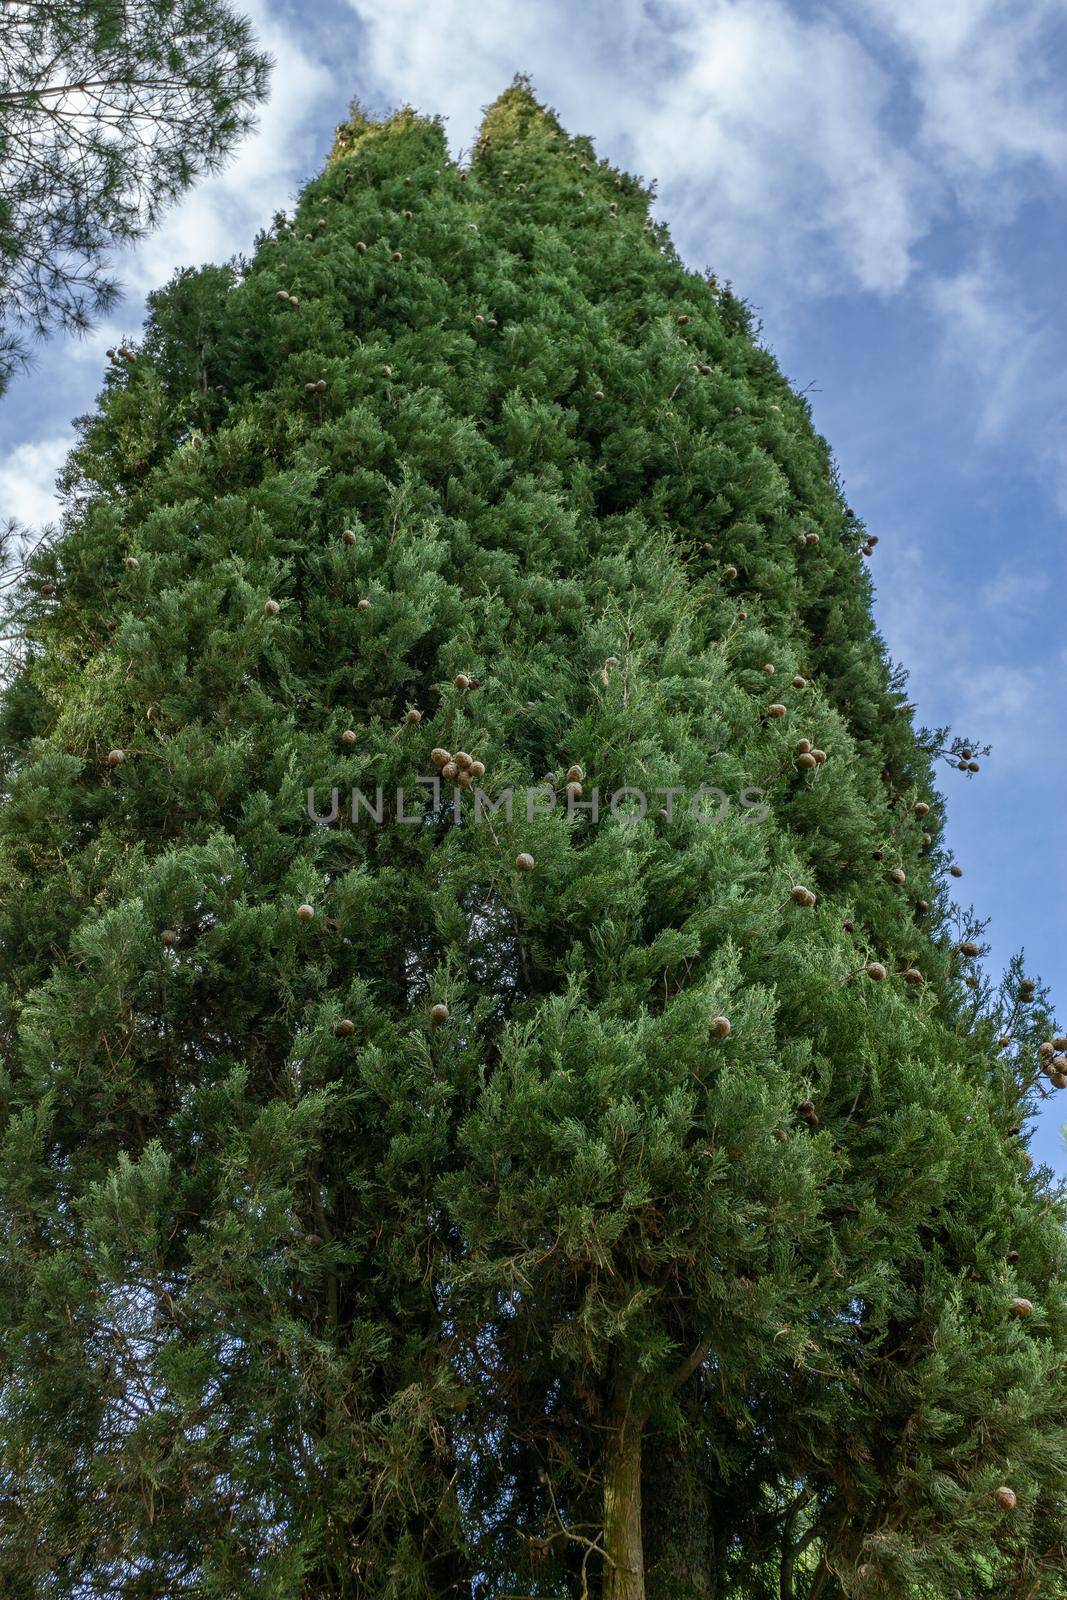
left=0, top=79, right=1064, bottom=1600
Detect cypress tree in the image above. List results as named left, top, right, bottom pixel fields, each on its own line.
left=1, top=78, right=1065, bottom=1600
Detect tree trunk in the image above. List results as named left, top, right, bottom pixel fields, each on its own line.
left=603, top=1388, right=648, bottom=1600
left=642, top=1420, right=716, bottom=1600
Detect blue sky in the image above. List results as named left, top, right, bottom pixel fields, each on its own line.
left=2, top=0, right=1065, bottom=1167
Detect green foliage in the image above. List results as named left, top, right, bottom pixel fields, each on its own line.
left=0, top=78, right=1064, bottom=1600
left=0, top=0, right=271, bottom=388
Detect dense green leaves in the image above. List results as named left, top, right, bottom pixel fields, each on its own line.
left=0, top=80, right=1064, bottom=1600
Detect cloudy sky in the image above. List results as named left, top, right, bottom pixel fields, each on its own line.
left=2, top=0, right=1065, bottom=1167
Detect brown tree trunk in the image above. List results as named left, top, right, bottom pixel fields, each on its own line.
left=603, top=1386, right=648, bottom=1600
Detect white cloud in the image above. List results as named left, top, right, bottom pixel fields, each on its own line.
left=925, top=257, right=1043, bottom=437
left=855, top=0, right=1067, bottom=182
left=924, top=253, right=1067, bottom=517
left=978, top=565, right=1051, bottom=616
left=635, top=1, right=930, bottom=296
left=0, top=434, right=72, bottom=529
